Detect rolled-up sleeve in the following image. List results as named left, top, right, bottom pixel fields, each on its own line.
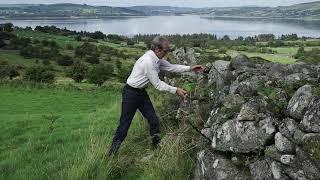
left=144, top=61, right=177, bottom=94
left=159, top=59, right=191, bottom=73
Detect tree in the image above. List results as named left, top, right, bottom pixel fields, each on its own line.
left=87, top=64, right=114, bottom=85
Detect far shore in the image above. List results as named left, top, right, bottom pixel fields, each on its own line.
left=0, top=15, right=147, bottom=20
left=201, top=15, right=320, bottom=21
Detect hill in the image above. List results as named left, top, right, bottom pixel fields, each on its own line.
left=200, top=1, right=320, bottom=20
left=0, top=3, right=145, bottom=19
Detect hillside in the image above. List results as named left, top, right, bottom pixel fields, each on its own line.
left=1, top=1, right=320, bottom=19
left=0, top=3, right=145, bottom=19
left=200, top=1, right=320, bottom=20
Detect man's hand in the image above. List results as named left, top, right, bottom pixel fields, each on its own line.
left=191, top=65, right=205, bottom=73
left=176, top=88, right=187, bottom=98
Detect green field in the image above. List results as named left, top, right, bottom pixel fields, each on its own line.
left=0, top=83, right=196, bottom=179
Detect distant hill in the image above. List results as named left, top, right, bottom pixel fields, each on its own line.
left=199, top=1, right=320, bottom=20
left=0, top=3, right=145, bottom=19
left=126, top=6, right=199, bottom=15
left=1, top=1, right=320, bottom=20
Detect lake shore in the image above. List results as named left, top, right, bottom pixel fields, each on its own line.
left=201, top=15, right=320, bottom=21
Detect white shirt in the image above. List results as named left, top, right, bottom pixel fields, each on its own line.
left=126, top=50, right=191, bottom=94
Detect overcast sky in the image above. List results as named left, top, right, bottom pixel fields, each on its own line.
left=0, top=0, right=318, bottom=8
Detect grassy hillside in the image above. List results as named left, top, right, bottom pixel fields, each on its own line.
left=0, top=82, right=197, bottom=179
left=200, top=1, right=320, bottom=20
left=0, top=3, right=145, bottom=19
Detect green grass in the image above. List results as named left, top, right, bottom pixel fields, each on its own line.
left=0, top=50, right=40, bottom=67
left=0, top=83, right=197, bottom=179
left=227, top=50, right=296, bottom=64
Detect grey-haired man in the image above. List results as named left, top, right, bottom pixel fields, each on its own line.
left=108, top=36, right=204, bottom=156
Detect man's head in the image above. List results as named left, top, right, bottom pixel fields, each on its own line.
left=151, top=36, right=170, bottom=59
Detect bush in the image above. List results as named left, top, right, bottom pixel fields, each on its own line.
left=23, top=66, right=55, bottom=83
left=85, top=56, right=99, bottom=64
left=69, top=61, right=88, bottom=83
left=0, top=62, right=20, bottom=80
left=57, top=55, right=74, bottom=66
left=75, top=42, right=100, bottom=58
left=87, top=64, right=114, bottom=85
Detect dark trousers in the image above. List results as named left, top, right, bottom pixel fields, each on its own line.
left=110, top=84, right=160, bottom=149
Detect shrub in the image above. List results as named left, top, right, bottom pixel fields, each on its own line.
left=69, top=61, right=88, bottom=83
left=23, top=66, right=55, bottom=83
left=87, top=64, right=114, bottom=85
left=85, top=56, right=99, bottom=64
left=0, top=62, right=20, bottom=80
left=57, top=55, right=74, bottom=66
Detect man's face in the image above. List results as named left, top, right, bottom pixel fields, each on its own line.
left=155, top=40, right=170, bottom=59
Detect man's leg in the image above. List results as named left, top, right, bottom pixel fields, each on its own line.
left=108, top=88, right=139, bottom=155
left=138, top=92, right=161, bottom=148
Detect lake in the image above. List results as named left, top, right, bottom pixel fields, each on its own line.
left=1, top=15, right=320, bottom=38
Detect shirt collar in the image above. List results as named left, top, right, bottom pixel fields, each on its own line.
left=147, top=50, right=160, bottom=63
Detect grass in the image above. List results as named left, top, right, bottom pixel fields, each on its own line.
left=0, top=50, right=41, bottom=67
left=227, top=50, right=296, bottom=64
left=0, top=82, right=197, bottom=179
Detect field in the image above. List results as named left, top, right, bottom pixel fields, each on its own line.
left=0, top=83, right=196, bottom=179
left=1, top=26, right=320, bottom=179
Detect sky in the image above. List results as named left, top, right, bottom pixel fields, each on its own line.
left=0, top=0, right=318, bottom=8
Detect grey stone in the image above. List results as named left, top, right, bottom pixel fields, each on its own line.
left=265, top=145, right=283, bottom=161
left=300, top=96, right=320, bottom=133
left=275, top=132, right=295, bottom=153
left=230, top=54, right=255, bottom=70
left=296, top=147, right=320, bottom=180
left=208, top=60, right=233, bottom=89
left=287, top=85, right=313, bottom=120
left=249, top=159, right=274, bottom=180
left=194, top=150, right=249, bottom=180
left=212, top=117, right=276, bottom=153
left=237, top=100, right=259, bottom=121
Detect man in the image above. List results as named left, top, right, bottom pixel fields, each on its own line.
left=108, top=36, right=204, bottom=156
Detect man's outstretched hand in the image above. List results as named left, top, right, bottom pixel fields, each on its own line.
left=191, top=65, right=205, bottom=73
left=176, top=88, right=187, bottom=98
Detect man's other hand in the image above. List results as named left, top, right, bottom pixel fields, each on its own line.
left=176, top=88, right=187, bottom=98
left=191, top=65, right=205, bottom=73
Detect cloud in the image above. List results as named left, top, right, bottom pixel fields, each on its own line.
left=0, top=0, right=318, bottom=8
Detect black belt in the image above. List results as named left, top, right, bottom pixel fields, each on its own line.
left=125, top=84, right=146, bottom=92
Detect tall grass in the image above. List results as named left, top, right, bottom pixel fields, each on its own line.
left=0, top=82, right=199, bottom=179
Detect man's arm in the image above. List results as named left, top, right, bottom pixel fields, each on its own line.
left=145, top=61, right=177, bottom=94
left=159, top=59, right=191, bottom=73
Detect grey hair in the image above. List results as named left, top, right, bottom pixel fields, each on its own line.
left=151, top=36, right=168, bottom=51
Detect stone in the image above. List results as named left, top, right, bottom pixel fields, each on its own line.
left=237, top=100, right=259, bottom=121
left=266, top=63, right=289, bottom=81
left=280, top=155, right=296, bottom=165
left=296, top=147, right=320, bottom=180
left=287, top=85, right=313, bottom=120
left=300, top=96, right=320, bottom=133
left=301, top=133, right=320, bottom=167
left=265, top=145, right=283, bottom=161
left=275, top=132, right=295, bottom=153
left=212, top=117, right=276, bottom=153
left=208, top=60, right=233, bottom=89
left=230, top=54, right=255, bottom=70
left=194, top=150, right=250, bottom=180
left=249, top=159, right=274, bottom=180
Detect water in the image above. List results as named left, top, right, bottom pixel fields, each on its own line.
left=1, top=15, right=320, bottom=38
